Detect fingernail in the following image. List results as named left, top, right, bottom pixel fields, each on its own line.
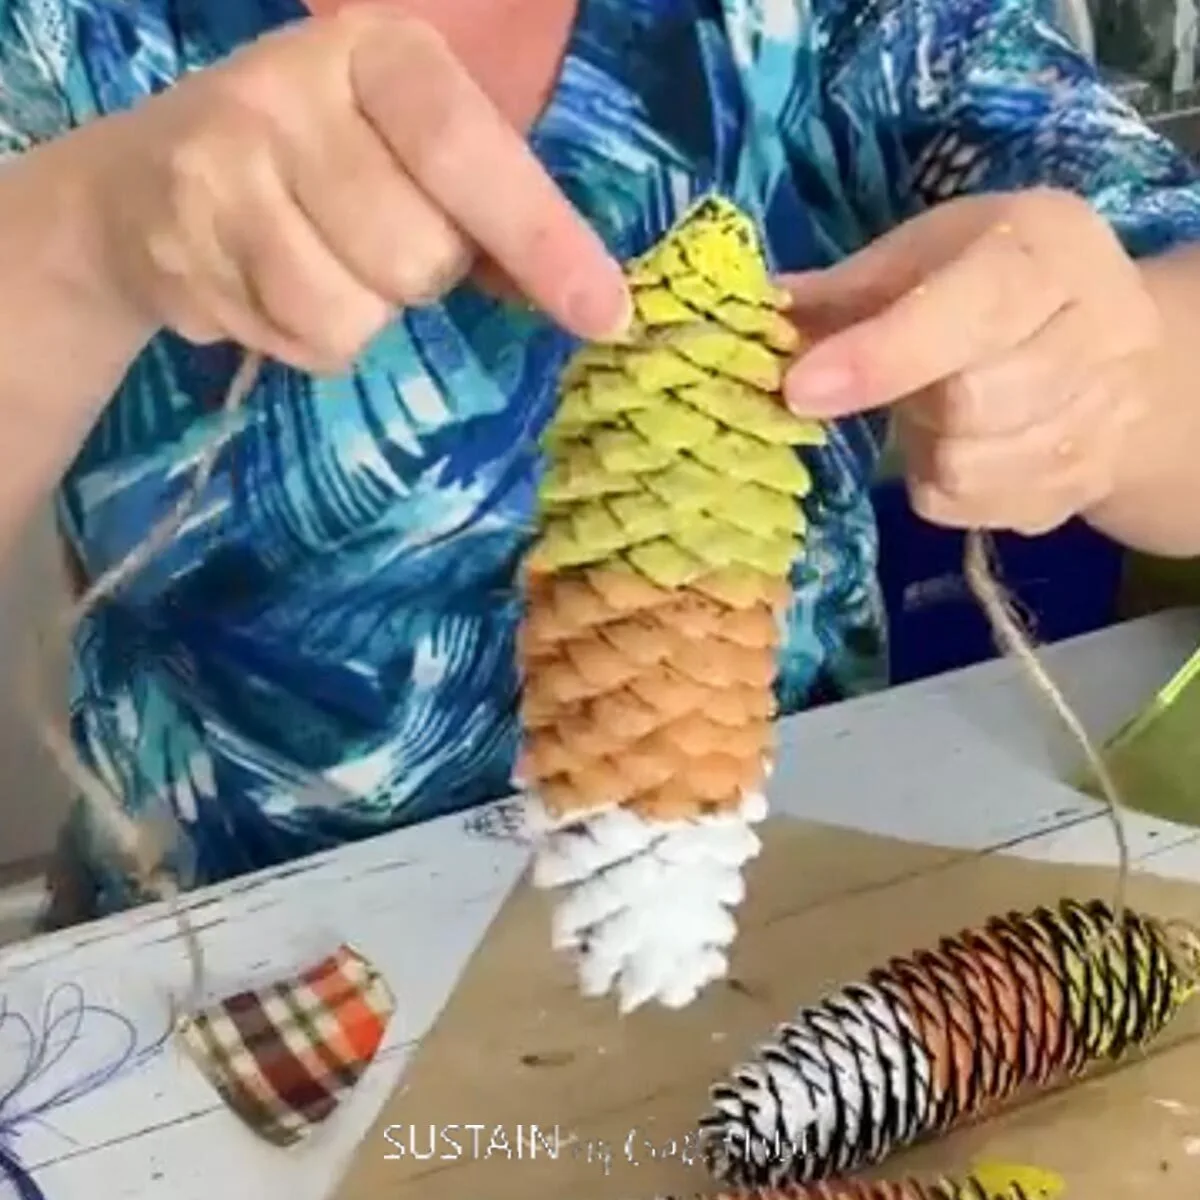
left=784, top=353, right=856, bottom=413
left=565, top=269, right=633, bottom=341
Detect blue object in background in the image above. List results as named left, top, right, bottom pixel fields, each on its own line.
left=872, top=479, right=1125, bottom=684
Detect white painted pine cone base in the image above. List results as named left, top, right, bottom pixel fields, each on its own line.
left=525, top=787, right=769, bottom=1014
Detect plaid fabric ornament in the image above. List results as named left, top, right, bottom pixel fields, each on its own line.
left=176, top=944, right=395, bottom=1146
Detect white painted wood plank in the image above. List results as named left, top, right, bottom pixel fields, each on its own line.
left=0, top=610, right=1196, bottom=1200
left=0, top=818, right=532, bottom=1191
left=770, top=607, right=1200, bottom=849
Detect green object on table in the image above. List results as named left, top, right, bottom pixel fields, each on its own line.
left=1079, top=640, right=1200, bottom=827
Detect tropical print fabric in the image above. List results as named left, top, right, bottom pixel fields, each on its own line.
left=0, top=0, right=1196, bottom=919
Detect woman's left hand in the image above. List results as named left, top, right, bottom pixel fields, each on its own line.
left=781, top=187, right=1164, bottom=535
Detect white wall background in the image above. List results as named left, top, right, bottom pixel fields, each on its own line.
left=0, top=505, right=72, bottom=870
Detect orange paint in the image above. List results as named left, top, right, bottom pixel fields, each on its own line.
left=919, top=951, right=986, bottom=1118
left=519, top=564, right=784, bottom=819
left=964, top=928, right=1024, bottom=1095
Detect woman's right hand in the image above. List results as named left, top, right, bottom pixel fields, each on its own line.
left=88, top=5, right=631, bottom=372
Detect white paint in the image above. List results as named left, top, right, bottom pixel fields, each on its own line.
left=529, top=791, right=767, bottom=1013
left=0, top=610, right=1196, bottom=1199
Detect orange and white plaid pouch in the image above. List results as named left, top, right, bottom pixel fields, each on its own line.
left=176, top=944, right=395, bottom=1147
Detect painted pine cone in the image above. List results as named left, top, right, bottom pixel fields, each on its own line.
left=517, top=195, right=824, bottom=1012
left=699, top=899, right=1198, bottom=1184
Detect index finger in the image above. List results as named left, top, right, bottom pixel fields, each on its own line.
left=784, top=223, right=1070, bottom=418
left=351, top=20, right=631, bottom=339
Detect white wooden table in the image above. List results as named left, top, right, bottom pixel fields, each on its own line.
left=3, top=608, right=1200, bottom=1200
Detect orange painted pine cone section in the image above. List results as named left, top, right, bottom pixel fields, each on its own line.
left=518, top=563, right=789, bottom=820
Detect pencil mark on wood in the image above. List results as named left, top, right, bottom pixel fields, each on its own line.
left=462, top=800, right=530, bottom=845
left=725, top=977, right=769, bottom=1003
left=519, top=1049, right=575, bottom=1069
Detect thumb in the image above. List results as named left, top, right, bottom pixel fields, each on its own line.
left=779, top=197, right=1005, bottom=417
left=781, top=196, right=1001, bottom=333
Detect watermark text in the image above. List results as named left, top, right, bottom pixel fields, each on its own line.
left=381, top=1124, right=717, bottom=1173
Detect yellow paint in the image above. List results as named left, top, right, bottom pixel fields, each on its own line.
left=528, top=194, right=824, bottom=584
left=970, top=1159, right=1066, bottom=1199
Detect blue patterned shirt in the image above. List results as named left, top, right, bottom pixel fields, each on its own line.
left=5, top=0, right=1198, bottom=917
